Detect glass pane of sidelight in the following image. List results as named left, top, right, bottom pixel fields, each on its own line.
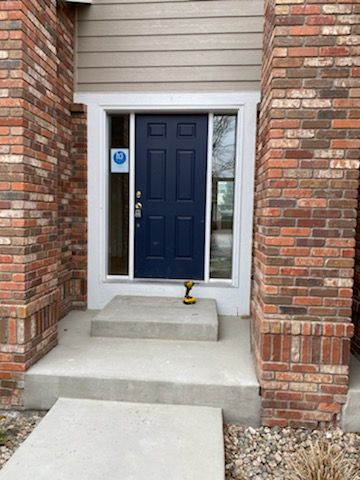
left=108, top=114, right=130, bottom=275
left=210, top=115, right=237, bottom=279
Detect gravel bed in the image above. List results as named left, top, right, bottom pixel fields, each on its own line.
left=0, top=411, right=45, bottom=469
left=225, top=424, right=360, bottom=480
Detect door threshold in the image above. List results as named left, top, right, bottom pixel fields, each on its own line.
left=105, top=276, right=233, bottom=287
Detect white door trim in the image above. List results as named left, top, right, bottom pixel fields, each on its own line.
left=204, top=113, right=213, bottom=283
left=76, top=92, right=260, bottom=315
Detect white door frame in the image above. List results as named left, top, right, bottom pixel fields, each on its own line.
left=75, top=92, right=260, bottom=315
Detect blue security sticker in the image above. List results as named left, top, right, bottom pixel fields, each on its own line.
left=111, top=148, right=129, bottom=173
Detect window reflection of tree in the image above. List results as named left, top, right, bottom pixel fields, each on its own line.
left=212, top=115, right=236, bottom=178
left=210, top=115, right=236, bottom=279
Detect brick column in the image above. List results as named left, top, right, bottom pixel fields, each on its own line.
left=252, top=0, right=359, bottom=427
left=57, top=4, right=78, bottom=318
left=0, top=0, right=78, bottom=407
left=70, top=103, right=87, bottom=310
left=352, top=185, right=360, bottom=358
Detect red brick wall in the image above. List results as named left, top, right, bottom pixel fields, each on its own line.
left=70, top=103, right=87, bottom=310
left=0, top=0, right=86, bottom=407
left=57, top=3, right=78, bottom=317
left=352, top=185, right=360, bottom=359
left=252, top=0, right=359, bottom=428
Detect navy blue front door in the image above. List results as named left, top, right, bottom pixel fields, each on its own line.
left=135, top=114, right=208, bottom=279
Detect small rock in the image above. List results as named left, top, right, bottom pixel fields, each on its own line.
left=224, top=424, right=360, bottom=480
left=0, top=411, right=45, bottom=470
left=274, top=452, right=282, bottom=464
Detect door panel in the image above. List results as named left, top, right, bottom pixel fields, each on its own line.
left=175, top=216, right=194, bottom=259
left=146, top=216, right=165, bottom=259
left=176, top=150, right=195, bottom=201
left=148, top=150, right=166, bottom=200
left=135, top=114, right=208, bottom=279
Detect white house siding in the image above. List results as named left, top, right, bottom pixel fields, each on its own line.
left=76, top=0, right=264, bottom=92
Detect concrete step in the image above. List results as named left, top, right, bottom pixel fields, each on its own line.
left=91, top=295, right=218, bottom=341
left=0, top=398, right=225, bottom=480
left=24, top=311, right=261, bottom=425
left=342, top=356, right=360, bottom=432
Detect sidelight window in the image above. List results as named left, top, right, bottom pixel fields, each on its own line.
left=108, top=114, right=130, bottom=276
left=210, top=115, right=237, bottom=280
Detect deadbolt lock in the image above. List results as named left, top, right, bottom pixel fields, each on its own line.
left=135, top=202, right=142, bottom=219
left=136, top=190, right=142, bottom=199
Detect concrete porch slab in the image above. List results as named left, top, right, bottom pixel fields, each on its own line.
left=91, top=295, right=218, bottom=341
left=0, top=398, right=224, bottom=480
left=342, top=355, right=360, bottom=432
left=24, top=311, right=260, bottom=425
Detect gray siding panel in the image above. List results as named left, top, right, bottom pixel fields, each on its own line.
left=78, top=0, right=263, bottom=20
left=76, top=0, right=264, bottom=92
left=78, top=17, right=263, bottom=37
left=78, top=66, right=261, bottom=83
left=78, top=50, right=263, bottom=68
left=77, top=33, right=263, bottom=53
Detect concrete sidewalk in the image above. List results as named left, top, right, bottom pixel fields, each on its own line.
left=0, top=398, right=224, bottom=480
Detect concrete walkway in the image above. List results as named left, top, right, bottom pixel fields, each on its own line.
left=24, top=311, right=260, bottom=425
left=0, top=398, right=225, bottom=480
left=342, top=355, right=360, bottom=432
